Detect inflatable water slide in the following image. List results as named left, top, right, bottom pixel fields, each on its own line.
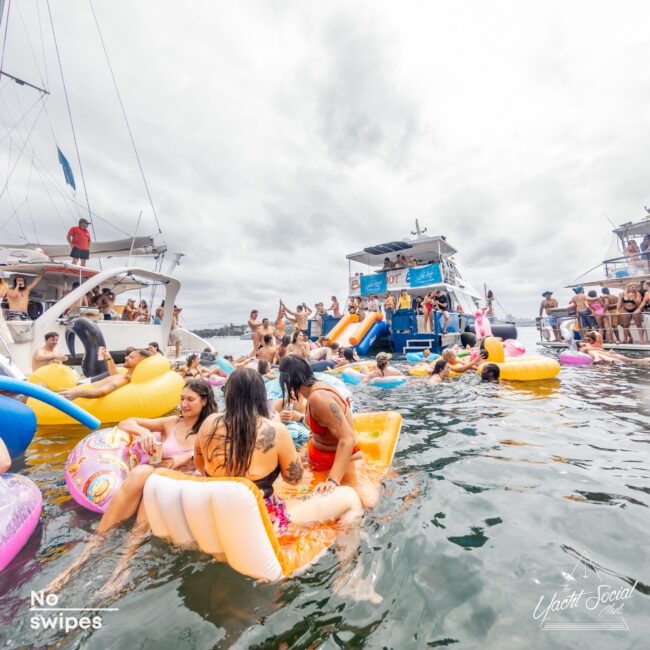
left=325, top=313, right=389, bottom=355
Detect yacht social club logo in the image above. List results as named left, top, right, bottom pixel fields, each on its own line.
left=532, top=551, right=637, bottom=631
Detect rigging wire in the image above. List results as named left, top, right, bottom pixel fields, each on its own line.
left=0, top=92, right=44, bottom=144
left=35, top=0, right=49, bottom=89
left=46, top=0, right=100, bottom=267
left=15, top=0, right=46, bottom=89
left=88, top=0, right=164, bottom=240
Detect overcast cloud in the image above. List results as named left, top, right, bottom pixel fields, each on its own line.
left=1, top=0, right=649, bottom=327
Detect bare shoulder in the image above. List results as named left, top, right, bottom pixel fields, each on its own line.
left=255, top=418, right=280, bottom=452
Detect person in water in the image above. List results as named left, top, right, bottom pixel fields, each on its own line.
left=6, top=272, right=45, bottom=320
left=59, top=349, right=151, bottom=400
left=480, top=363, right=501, bottom=383
left=194, top=367, right=363, bottom=535
left=363, top=352, right=404, bottom=380
left=441, top=349, right=482, bottom=374
left=47, top=379, right=218, bottom=596
left=286, top=330, right=311, bottom=359
left=181, top=353, right=210, bottom=379
left=31, top=332, right=69, bottom=372
left=279, top=355, right=378, bottom=508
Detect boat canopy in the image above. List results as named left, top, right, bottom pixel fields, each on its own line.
left=0, top=236, right=166, bottom=261
left=347, top=235, right=457, bottom=266
left=613, top=219, right=650, bottom=242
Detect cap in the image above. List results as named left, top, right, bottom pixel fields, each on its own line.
left=542, top=291, right=553, bottom=297
left=573, top=286, right=584, bottom=293
left=79, top=218, right=90, bottom=225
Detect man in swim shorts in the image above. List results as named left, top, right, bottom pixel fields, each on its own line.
left=257, top=334, right=277, bottom=364
left=6, top=272, right=45, bottom=320
left=59, top=349, right=151, bottom=400
left=283, top=302, right=311, bottom=335
left=539, top=291, right=561, bottom=341
left=569, top=287, right=593, bottom=337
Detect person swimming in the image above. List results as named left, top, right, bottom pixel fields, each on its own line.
left=480, top=363, right=501, bottom=383
left=428, top=359, right=450, bottom=383
left=363, top=352, right=404, bottom=381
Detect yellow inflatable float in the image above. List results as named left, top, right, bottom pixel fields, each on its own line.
left=477, top=337, right=560, bottom=381
left=142, top=410, right=402, bottom=581
left=27, top=355, right=184, bottom=426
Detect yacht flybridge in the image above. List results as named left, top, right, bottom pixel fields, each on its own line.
left=0, top=242, right=211, bottom=375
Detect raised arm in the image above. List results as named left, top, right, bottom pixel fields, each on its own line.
left=282, top=304, right=297, bottom=316
left=302, top=303, right=313, bottom=315
left=27, top=272, right=45, bottom=292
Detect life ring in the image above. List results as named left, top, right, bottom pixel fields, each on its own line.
left=559, top=350, right=593, bottom=366
left=65, top=427, right=156, bottom=513
left=368, top=376, right=407, bottom=389
left=0, top=474, right=42, bottom=571
left=207, top=375, right=226, bottom=387
left=27, top=356, right=184, bottom=426
left=142, top=411, right=402, bottom=581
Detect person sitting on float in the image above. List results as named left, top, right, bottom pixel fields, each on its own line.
left=180, top=353, right=211, bottom=379
left=362, top=352, right=404, bottom=381
left=578, top=332, right=650, bottom=364
left=279, top=355, right=378, bottom=508
left=286, top=329, right=311, bottom=360
left=274, top=389, right=308, bottom=426
left=257, top=359, right=278, bottom=380
left=333, top=346, right=361, bottom=368
left=48, top=379, right=218, bottom=596
left=441, top=349, right=482, bottom=374
left=59, top=348, right=151, bottom=400
left=195, top=367, right=363, bottom=532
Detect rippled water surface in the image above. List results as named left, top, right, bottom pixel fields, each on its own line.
left=1, top=328, right=649, bottom=649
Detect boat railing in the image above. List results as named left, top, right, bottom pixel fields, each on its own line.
left=603, top=253, right=650, bottom=280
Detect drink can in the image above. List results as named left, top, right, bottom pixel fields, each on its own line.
left=149, top=442, right=163, bottom=465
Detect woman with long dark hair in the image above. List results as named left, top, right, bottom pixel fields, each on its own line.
left=279, top=355, right=378, bottom=508
left=195, top=368, right=362, bottom=535
left=286, top=330, right=311, bottom=359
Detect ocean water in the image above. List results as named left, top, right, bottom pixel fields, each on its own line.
left=1, top=328, right=649, bottom=649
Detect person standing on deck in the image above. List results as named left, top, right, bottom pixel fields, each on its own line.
left=67, top=218, right=92, bottom=267
left=248, top=310, right=262, bottom=354
left=328, top=296, right=341, bottom=318
left=383, top=292, right=396, bottom=325
left=169, top=305, right=183, bottom=358
left=6, top=272, right=45, bottom=320
left=539, top=291, right=561, bottom=342
left=397, top=289, right=411, bottom=311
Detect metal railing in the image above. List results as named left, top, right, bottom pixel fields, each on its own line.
left=603, top=253, right=650, bottom=280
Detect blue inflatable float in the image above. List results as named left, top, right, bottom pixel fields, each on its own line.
left=406, top=351, right=441, bottom=363
left=0, top=377, right=100, bottom=459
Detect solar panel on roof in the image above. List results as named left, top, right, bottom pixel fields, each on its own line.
left=363, top=241, right=412, bottom=255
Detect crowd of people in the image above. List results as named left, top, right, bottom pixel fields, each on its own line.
left=539, top=282, right=650, bottom=344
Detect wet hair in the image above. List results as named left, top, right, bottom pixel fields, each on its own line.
left=263, top=334, right=273, bottom=344
left=343, top=347, right=356, bottom=362
left=376, top=352, right=390, bottom=369
left=206, top=368, right=269, bottom=476
left=148, top=342, right=161, bottom=352
left=588, top=290, right=597, bottom=298
left=182, top=379, right=218, bottom=434
left=432, top=359, right=448, bottom=375
left=258, top=359, right=270, bottom=375
left=44, top=331, right=58, bottom=341
left=442, top=349, right=455, bottom=362
left=480, top=363, right=500, bottom=383
left=187, top=353, right=199, bottom=366
left=279, top=354, right=316, bottom=401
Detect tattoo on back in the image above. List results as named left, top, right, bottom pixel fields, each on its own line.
left=286, top=458, right=304, bottom=484
left=255, top=424, right=276, bottom=452
left=329, top=402, right=343, bottom=422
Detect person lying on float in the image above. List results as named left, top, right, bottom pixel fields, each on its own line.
left=361, top=352, right=404, bottom=382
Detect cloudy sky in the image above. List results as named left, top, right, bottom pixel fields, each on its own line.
left=1, top=1, right=649, bottom=327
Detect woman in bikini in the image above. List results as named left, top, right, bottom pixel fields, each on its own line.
left=617, top=283, right=645, bottom=344
left=585, top=290, right=606, bottom=341
left=181, top=353, right=210, bottom=379
left=279, top=354, right=378, bottom=508
left=362, top=352, right=404, bottom=381
left=601, top=288, right=618, bottom=343
left=194, top=368, right=362, bottom=535
left=287, top=330, right=311, bottom=360
left=422, top=292, right=434, bottom=333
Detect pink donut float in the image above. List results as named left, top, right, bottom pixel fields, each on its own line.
left=504, top=339, right=526, bottom=357
left=65, top=427, right=153, bottom=513
left=559, top=350, right=593, bottom=365
left=207, top=375, right=226, bottom=387
left=0, top=473, right=42, bottom=571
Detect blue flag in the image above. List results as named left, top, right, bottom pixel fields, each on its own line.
left=57, top=146, right=76, bottom=191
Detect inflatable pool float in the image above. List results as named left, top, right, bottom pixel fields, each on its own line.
left=0, top=473, right=42, bottom=571
left=65, top=427, right=158, bottom=513
left=473, top=311, right=493, bottom=338
left=27, top=356, right=184, bottom=426
left=559, top=350, right=593, bottom=366
left=0, top=377, right=100, bottom=458
left=215, top=356, right=235, bottom=376
left=207, top=375, right=226, bottom=387
left=478, top=337, right=560, bottom=381
left=142, top=410, right=402, bottom=581
left=504, top=339, right=526, bottom=357
left=368, top=376, right=407, bottom=389
left=285, top=421, right=310, bottom=444
left=342, top=368, right=365, bottom=384
left=405, top=351, right=440, bottom=363
left=327, top=360, right=376, bottom=375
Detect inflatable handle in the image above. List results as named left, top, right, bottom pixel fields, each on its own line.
left=0, top=377, right=100, bottom=430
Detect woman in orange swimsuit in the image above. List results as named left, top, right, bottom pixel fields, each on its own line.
left=279, top=354, right=378, bottom=508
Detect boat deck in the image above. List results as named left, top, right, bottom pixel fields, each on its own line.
left=537, top=341, right=650, bottom=352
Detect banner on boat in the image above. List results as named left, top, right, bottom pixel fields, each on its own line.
left=352, top=264, right=443, bottom=295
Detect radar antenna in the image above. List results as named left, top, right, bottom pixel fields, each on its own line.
left=411, top=219, right=428, bottom=237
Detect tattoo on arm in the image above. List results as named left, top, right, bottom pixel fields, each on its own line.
left=286, top=458, right=304, bottom=484
left=255, top=424, right=276, bottom=452
left=329, top=402, right=343, bottom=422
